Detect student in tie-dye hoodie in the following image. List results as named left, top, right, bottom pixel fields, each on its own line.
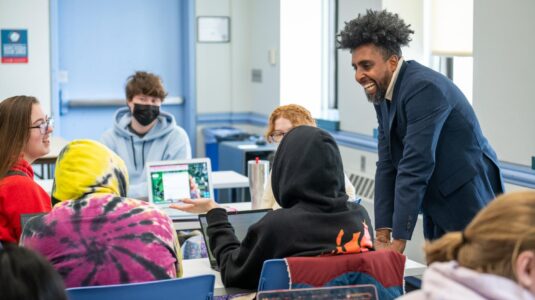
left=20, top=139, right=182, bottom=288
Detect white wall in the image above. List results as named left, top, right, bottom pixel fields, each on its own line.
left=195, top=0, right=233, bottom=113
left=0, top=0, right=51, bottom=115
left=195, top=0, right=279, bottom=115
left=473, top=0, right=535, bottom=166
left=337, top=0, right=381, bottom=136
left=248, top=0, right=280, bottom=116
left=382, top=0, right=426, bottom=64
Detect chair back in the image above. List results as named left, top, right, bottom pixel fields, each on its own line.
left=257, top=259, right=289, bottom=291
left=257, top=252, right=405, bottom=300
left=66, top=275, right=215, bottom=300
left=257, top=284, right=378, bottom=300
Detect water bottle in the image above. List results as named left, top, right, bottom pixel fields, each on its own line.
left=248, top=157, right=269, bottom=209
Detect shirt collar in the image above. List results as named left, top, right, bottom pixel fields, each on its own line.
left=385, top=57, right=404, bottom=101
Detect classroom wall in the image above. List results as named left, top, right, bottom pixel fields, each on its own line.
left=473, top=0, right=535, bottom=166
left=336, top=0, right=381, bottom=136
left=195, top=0, right=279, bottom=117
left=54, top=0, right=191, bottom=141
left=0, top=0, right=51, bottom=115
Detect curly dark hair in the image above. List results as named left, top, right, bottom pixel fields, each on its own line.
left=337, top=9, right=414, bottom=59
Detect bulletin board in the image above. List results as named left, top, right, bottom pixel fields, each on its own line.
left=197, top=17, right=230, bottom=43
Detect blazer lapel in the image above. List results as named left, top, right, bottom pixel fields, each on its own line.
left=381, top=102, right=391, bottom=143
left=388, top=61, right=407, bottom=131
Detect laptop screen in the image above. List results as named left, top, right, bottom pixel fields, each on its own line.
left=199, top=209, right=271, bottom=269
left=146, top=158, right=214, bottom=205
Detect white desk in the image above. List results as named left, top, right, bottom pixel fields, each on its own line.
left=182, top=257, right=427, bottom=292
left=212, top=171, right=249, bottom=189
left=35, top=170, right=249, bottom=195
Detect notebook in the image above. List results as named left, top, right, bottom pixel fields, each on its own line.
left=198, top=209, right=272, bottom=271
left=257, top=284, right=378, bottom=300
left=146, top=158, right=214, bottom=219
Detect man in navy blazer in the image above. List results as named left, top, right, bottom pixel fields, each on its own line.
left=338, top=10, right=503, bottom=252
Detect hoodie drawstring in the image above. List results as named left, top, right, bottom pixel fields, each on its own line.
left=130, top=136, right=137, bottom=170
left=141, top=141, right=145, bottom=169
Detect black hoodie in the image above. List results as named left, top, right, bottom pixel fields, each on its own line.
left=205, top=126, right=374, bottom=289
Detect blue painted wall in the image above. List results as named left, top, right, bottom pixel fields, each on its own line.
left=52, top=0, right=195, bottom=142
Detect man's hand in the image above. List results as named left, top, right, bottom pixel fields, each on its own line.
left=376, top=239, right=406, bottom=253
left=375, top=240, right=391, bottom=250
left=389, top=239, right=406, bottom=253
left=374, top=229, right=406, bottom=253
left=169, top=198, right=219, bottom=214
left=375, top=228, right=392, bottom=250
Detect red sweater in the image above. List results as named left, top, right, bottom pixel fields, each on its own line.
left=0, top=159, right=51, bottom=243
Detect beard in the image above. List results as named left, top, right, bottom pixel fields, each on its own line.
left=364, top=75, right=390, bottom=105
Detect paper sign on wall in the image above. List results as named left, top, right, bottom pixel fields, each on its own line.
left=1, top=29, right=28, bottom=63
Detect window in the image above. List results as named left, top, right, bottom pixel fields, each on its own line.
left=429, top=0, right=473, bottom=103
left=280, top=0, right=336, bottom=117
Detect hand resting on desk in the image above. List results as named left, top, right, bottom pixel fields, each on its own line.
left=169, top=198, right=220, bottom=214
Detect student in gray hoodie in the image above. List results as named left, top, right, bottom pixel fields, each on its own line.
left=101, top=71, right=191, bottom=198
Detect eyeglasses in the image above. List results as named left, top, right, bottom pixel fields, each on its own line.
left=29, top=118, right=54, bottom=135
left=268, top=130, right=286, bottom=143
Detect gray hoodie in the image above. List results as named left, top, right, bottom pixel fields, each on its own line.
left=101, top=107, right=191, bottom=198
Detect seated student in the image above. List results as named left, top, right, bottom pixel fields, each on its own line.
left=0, top=243, right=67, bottom=300
left=101, top=71, right=191, bottom=198
left=262, top=104, right=356, bottom=209
left=0, top=96, right=53, bottom=244
left=401, top=190, right=535, bottom=300
left=172, top=126, right=374, bottom=289
left=21, top=140, right=182, bottom=288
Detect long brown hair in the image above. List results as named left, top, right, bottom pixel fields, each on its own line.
left=425, top=190, right=535, bottom=281
left=0, top=96, right=39, bottom=178
left=265, top=104, right=316, bottom=140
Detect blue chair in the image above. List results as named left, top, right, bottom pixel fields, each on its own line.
left=257, top=259, right=289, bottom=291
left=66, top=275, right=215, bottom=300
left=258, top=252, right=406, bottom=300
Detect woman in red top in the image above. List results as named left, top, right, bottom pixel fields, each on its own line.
left=0, top=96, right=53, bottom=244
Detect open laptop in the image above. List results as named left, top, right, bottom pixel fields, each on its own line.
left=146, top=158, right=214, bottom=219
left=257, top=284, right=378, bottom=300
left=198, top=209, right=272, bottom=271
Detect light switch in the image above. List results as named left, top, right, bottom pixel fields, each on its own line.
left=268, top=49, right=277, bottom=65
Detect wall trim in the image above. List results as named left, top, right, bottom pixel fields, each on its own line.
left=197, top=112, right=268, bottom=126
left=196, top=112, right=535, bottom=188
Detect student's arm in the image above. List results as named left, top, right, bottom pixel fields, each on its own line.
left=343, top=173, right=356, bottom=201
left=206, top=208, right=273, bottom=289
left=260, top=172, right=277, bottom=209
left=170, top=220, right=183, bottom=277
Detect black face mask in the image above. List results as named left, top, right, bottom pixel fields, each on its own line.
left=132, top=104, right=160, bottom=126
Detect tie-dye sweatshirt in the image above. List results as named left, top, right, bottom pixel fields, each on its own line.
left=20, top=139, right=181, bottom=287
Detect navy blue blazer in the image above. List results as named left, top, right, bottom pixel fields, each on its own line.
left=374, top=61, right=503, bottom=240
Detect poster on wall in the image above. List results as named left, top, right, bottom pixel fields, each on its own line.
left=1, top=29, right=28, bottom=63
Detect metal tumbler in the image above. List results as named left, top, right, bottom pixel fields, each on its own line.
left=247, top=159, right=270, bottom=209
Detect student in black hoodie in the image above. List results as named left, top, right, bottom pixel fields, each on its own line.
left=171, top=126, right=374, bottom=289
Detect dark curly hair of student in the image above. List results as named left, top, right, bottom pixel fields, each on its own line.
left=337, top=9, right=414, bottom=59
